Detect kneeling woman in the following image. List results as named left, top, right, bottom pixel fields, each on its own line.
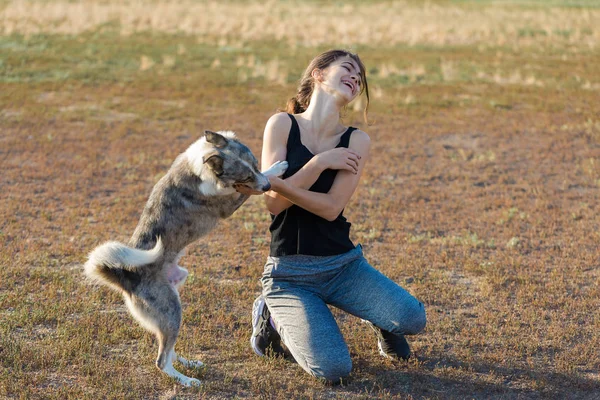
left=244, top=49, right=426, bottom=383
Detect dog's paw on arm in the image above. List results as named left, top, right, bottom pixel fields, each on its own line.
left=262, top=160, right=288, bottom=177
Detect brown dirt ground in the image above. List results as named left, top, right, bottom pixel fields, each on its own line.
left=1, top=61, right=600, bottom=399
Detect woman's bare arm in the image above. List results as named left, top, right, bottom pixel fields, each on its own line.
left=267, top=130, right=370, bottom=221
left=262, top=113, right=361, bottom=215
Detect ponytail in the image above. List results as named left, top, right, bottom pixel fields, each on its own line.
left=285, top=97, right=305, bottom=114
left=282, top=73, right=314, bottom=114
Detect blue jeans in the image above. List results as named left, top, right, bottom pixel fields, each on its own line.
left=261, top=245, right=426, bottom=382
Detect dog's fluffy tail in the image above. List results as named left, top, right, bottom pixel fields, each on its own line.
left=84, top=238, right=163, bottom=293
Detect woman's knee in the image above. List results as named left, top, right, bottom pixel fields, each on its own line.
left=309, top=358, right=352, bottom=383
left=386, top=300, right=426, bottom=335
left=405, top=301, right=426, bottom=334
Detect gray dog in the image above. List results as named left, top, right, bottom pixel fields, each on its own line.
left=84, top=130, right=287, bottom=386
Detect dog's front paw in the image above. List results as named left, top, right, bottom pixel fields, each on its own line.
left=262, top=160, right=288, bottom=177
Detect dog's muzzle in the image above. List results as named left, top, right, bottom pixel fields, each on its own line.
left=261, top=182, right=271, bottom=192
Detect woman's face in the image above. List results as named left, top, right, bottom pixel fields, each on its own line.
left=316, top=57, right=362, bottom=105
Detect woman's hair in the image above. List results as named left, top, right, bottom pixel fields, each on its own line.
left=284, top=49, right=370, bottom=124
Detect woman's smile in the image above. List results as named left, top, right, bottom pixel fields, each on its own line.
left=341, top=79, right=356, bottom=96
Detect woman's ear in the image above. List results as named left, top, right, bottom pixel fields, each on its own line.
left=311, top=68, right=323, bottom=82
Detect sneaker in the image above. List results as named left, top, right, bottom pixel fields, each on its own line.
left=251, top=296, right=285, bottom=357
left=365, top=321, right=411, bottom=361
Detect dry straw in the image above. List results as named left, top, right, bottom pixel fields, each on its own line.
left=1, top=0, right=598, bottom=48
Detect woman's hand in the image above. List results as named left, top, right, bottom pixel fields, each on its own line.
left=315, top=148, right=361, bottom=174
left=233, top=184, right=265, bottom=196
left=267, top=175, right=285, bottom=192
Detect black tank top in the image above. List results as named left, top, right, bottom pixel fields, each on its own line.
left=269, top=114, right=356, bottom=257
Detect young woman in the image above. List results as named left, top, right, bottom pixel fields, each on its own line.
left=243, top=49, right=426, bottom=383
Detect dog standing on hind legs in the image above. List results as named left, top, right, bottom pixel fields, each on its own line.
left=84, top=130, right=287, bottom=386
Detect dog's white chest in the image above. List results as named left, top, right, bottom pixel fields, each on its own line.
left=198, top=181, right=235, bottom=196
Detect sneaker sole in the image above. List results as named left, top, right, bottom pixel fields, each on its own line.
left=378, top=340, right=396, bottom=360
left=250, top=297, right=267, bottom=357
left=363, top=319, right=409, bottom=360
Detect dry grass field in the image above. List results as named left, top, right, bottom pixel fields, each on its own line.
left=1, top=0, right=600, bottom=398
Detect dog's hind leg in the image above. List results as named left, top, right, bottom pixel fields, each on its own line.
left=156, top=329, right=201, bottom=386
left=147, top=286, right=200, bottom=387
left=163, top=267, right=204, bottom=369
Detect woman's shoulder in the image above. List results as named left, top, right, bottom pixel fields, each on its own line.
left=266, top=112, right=292, bottom=130
left=348, top=128, right=371, bottom=153
left=264, top=112, right=293, bottom=142
left=349, top=128, right=370, bottom=144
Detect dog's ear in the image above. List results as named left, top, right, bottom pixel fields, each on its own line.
left=203, top=150, right=224, bottom=176
left=204, top=130, right=228, bottom=148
